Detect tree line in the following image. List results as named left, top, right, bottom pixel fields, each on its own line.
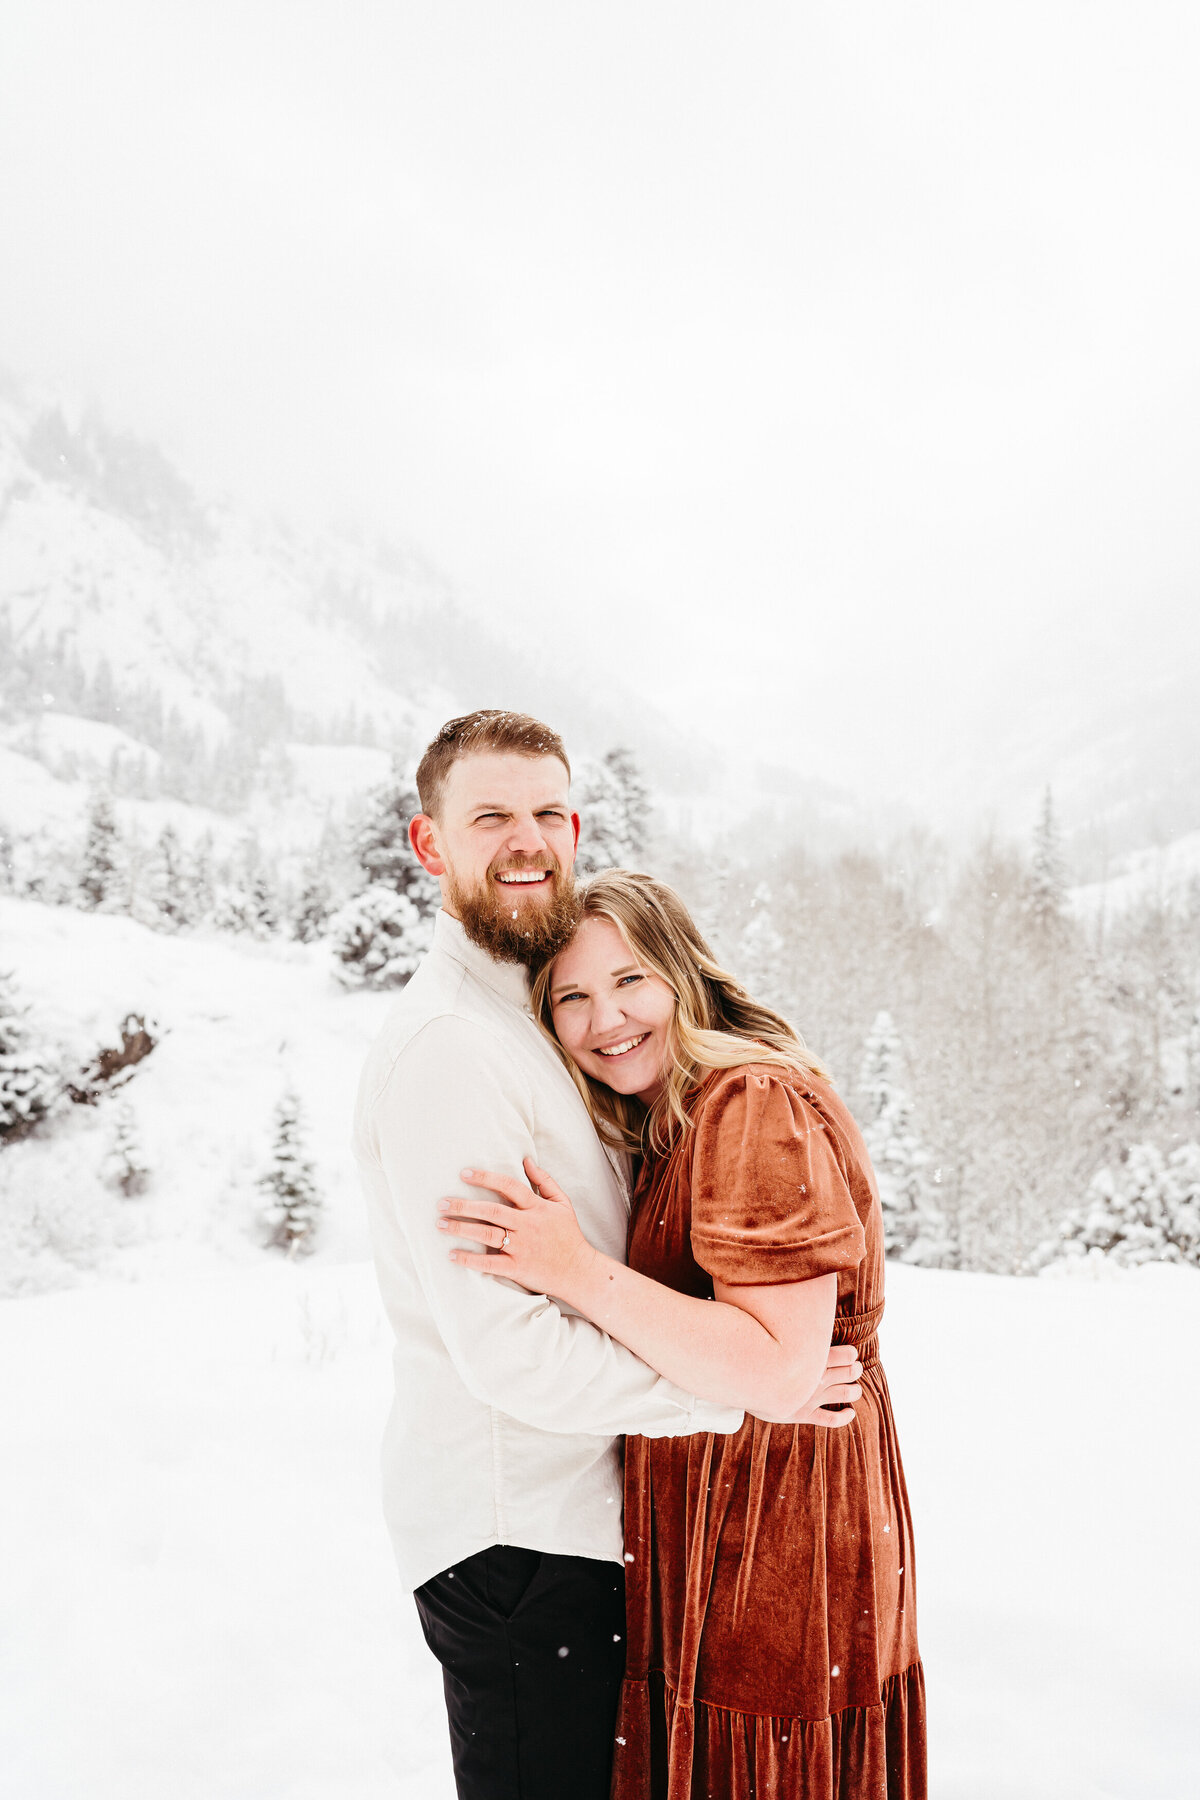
left=4, top=760, right=1197, bottom=1275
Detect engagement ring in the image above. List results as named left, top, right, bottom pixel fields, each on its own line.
left=500, top=1229, right=510, bottom=1251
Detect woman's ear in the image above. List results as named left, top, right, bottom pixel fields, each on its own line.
left=409, top=814, right=446, bottom=877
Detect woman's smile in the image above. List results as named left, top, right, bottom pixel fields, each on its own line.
left=594, top=1032, right=650, bottom=1058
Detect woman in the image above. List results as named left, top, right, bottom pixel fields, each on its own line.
left=439, top=871, right=925, bottom=1799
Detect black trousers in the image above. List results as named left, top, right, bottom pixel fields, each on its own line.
left=414, top=1544, right=626, bottom=1800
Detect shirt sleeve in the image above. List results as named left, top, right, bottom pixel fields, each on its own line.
left=689, top=1068, right=867, bottom=1286
left=366, top=1013, right=744, bottom=1439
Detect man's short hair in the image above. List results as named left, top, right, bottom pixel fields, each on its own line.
left=416, top=710, right=572, bottom=817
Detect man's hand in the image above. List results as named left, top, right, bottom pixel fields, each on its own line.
left=756, top=1343, right=863, bottom=1428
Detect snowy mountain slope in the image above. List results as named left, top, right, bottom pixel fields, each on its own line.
left=0, top=387, right=444, bottom=740
left=0, top=895, right=391, bottom=1294
left=0, top=1257, right=1195, bottom=1800
left=0, top=379, right=723, bottom=816
left=1070, top=826, right=1200, bottom=917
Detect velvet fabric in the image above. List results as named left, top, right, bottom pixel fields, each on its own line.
left=612, top=1066, right=926, bottom=1800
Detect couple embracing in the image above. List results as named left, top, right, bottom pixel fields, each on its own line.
left=354, top=710, right=925, bottom=1800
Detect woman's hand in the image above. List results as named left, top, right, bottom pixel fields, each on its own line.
left=438, top=1157, right=599, bottom=1300
left=774, top=1343, right=863, bottom=1429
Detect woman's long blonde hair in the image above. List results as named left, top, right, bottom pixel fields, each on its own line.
left=530, top=869, right=827, bottom=1155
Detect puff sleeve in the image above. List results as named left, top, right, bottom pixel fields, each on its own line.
left=689, top=1068, right=867, bottom=1286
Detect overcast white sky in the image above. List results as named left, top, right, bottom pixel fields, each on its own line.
left=2, top=2, right=1198, bottom=819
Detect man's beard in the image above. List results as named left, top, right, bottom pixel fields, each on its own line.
left=449, top=854, right=581, bottom=967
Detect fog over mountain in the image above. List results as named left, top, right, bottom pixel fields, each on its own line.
left=3, top=371, right=1193, bottom=875
left=2, top=4, right=1198, bottom=866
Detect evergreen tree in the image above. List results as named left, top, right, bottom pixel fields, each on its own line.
left=210, top=884, right=257, bottom=935
left=0, top=970, right=58, bottom=1141
left=329, top=885, right=433, bottom=988
left=187, top=830, right=217, bottom=923
left=858, top=1011, right=952, bottom=1267
left=737, top=884, right=788, bottom=1009
left=602, top=747, right=651, bottom=861
left=139, top=823, right=191, bottom=930
left=102, top=1100, right=150, bottom=1196
left=1029, top=786, right=1067, bottom=926
left=332, top=768, right=439, bottom=981
left=260, top=1091, right=322, bottom=1256
left=1044, top=1143, right=1200, bottom=1269
left=573, top=758, right=634, bottom=873
left=353, top=767, right=439, bottom=912
left=292, top=865, right=332, bottom=942
left=248, top=870, right=279, bottom=937
left=79, top=789, right=122, bottom=911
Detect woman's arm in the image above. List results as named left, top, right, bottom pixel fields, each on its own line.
left=439, top=1157, right=848, bottom=1419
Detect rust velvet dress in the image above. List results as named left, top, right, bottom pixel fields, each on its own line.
left=610, top=1065, right=926, bottom=1800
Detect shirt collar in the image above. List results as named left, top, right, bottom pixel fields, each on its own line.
left=433, top=909, right=532, bottom=1010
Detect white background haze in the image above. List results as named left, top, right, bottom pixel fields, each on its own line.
left=3, top=1, right=1199, bottom=827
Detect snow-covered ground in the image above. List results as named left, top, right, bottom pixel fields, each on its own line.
left=0, top=896, right=392, bottom=1294
left=2, top=896, right=1198, bottom=1797
left=0, top=1258, right=1196, bottom=1800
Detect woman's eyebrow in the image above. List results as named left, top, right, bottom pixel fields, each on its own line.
left=552, top=963, right=639, bottom=998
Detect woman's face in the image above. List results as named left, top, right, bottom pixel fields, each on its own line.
left=549, top=915, right=677, bottom=1104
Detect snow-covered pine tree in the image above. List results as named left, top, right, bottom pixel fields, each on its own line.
left=1028, top=786, right=1067, bottom=927
left=186, top=830, right=217, bottom=924
left=0, top=970, right=58, bottom=1141
left=736, top=884, right=788, bottom=1010
left=260, top=1090, right=322, bottom=1256
left=102, top=1100, right=150, bottom=1196
left=292, top=865, right=332, bottom=942
left=573, top=758, right=634, bottom=874
left=79, top=788, right=122, bottom=911
left=247, top=869, right=279, bottom=938
left=329, top=767, right=439, bottom=985
left=1043, top=1142, right=1200, bottom=1269
left=138, top=822, right=191, bottom=930
left=858, top=1010, right=951, bottom=1267
left=352, top=768, right=438, bottom=911
left=210, top=883, right=258, bottom=935
left=328, top=886, right=432, bottom=987
left=603, top=747, right=651, bottom=862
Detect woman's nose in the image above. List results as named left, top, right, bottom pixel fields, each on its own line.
left=591, top=993, right=628, bottom=1033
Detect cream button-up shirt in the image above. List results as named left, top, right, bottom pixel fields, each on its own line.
left=354, top=910, right=742, bottom=1591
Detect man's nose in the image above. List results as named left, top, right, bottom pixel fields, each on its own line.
left=505, top=815, right=550, bottom=857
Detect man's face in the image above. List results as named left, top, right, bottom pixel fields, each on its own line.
left=411, top=752, right=581, bottom=963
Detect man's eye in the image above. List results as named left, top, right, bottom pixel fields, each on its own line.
left=537, top=810, right=565, bottom=820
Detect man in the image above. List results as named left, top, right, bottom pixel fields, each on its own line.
left=354, top=710, right=850, bottom=1800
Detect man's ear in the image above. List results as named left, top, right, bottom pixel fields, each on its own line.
left=410, top=814, right=446, bottom=877
left=569, top=811, right=581, bottom=855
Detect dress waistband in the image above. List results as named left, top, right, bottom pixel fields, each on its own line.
left=832, top=1301, right=884, bottom=1369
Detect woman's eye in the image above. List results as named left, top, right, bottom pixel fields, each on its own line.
left=618, top=974, right=644, bottom=987
left=554, top=992, right=585, bottom=1005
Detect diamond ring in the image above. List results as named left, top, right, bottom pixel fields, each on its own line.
left=500, top=1229, right=510, bottom=1251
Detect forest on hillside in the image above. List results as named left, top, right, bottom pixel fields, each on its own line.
left=4, top=748, right=1198, bottom=1280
